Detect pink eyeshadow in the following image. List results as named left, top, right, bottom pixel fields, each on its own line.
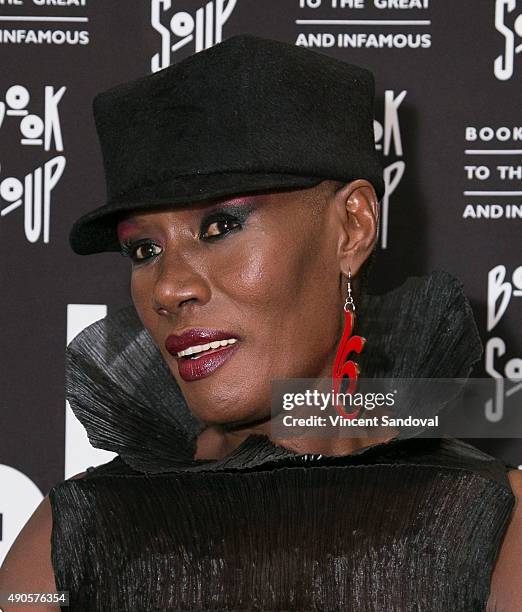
left=116, top=219, right=138, bottom=242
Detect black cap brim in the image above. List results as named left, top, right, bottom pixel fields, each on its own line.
left=69, top=173, right=326, bottom=255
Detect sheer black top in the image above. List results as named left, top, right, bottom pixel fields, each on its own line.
left=49, top=271, right=516, bottom=611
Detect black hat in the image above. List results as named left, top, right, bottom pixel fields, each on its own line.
left=69, top=34, right=384, bottom=255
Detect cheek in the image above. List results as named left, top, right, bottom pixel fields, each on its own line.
left=213, top=234, right=304, bottom=319
left=212, top=232, right=339, bottom=376
left=280, top=242, right=341, bottom=372
left=129, top=272, right=159, bottom=337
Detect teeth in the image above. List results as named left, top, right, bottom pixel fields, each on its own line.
left=177, top=337, right=237, bottom=358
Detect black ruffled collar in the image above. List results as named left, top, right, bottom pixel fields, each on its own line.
left=66, top=270, right=482, bottom=474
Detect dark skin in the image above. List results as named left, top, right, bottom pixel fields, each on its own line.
left=0, top=179, right=521, bottom=610
left=117, top=178, right=383, bottom=458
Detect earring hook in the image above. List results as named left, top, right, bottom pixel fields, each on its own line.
left=344, top=267, right=355, bottom=313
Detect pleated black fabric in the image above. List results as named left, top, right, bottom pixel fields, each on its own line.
left=48, top=271, right=516, bottom=611
left=49, top=435, right=514, bottom=611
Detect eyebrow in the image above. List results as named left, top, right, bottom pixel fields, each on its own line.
left=204, top=195, right=258, bottom=210
left=218, top=196, right=256, bottom=205
left=205, top=200, right=256, bottom=213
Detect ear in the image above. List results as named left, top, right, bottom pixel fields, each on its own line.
left=333, top=179, right=379, bottom=277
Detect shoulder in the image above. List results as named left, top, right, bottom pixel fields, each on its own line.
left=487, top=468, right=522, bottom=612
left=0, top=471, right=86, bottom=608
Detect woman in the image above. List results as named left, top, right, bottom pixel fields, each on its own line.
left=1, top=34, right=521, bottom=611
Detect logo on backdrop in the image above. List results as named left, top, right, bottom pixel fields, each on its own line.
left=485, top=264, right=522, bottom=421
left=462, top=125, right=522, bottom=221
left=0, top=85, right=66, bottom=244
left=374, top=90, right=407, bottom=249
left=0, top=0, right=89, bottom=46
left=494, top=0, right=522, bottom=80
left=151, top=0, right=238, bottom=72
left=295, top=0, right=431, bottom=50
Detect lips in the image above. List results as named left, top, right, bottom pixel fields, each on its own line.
left=165, top=328, right=240, bottom=382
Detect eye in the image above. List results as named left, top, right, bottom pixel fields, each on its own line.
left=120, top=239, right=162, bottom=264
left=200, top=213, right=241, bottom=240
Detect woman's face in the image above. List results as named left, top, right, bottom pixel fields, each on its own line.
left=117, top=180, right=376, bottom=428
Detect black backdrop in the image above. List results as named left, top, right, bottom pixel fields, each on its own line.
left=1, top=0, right=521, bottom=562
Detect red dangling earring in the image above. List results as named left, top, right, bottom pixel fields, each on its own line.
left=331, top=268, right=366, bottom=420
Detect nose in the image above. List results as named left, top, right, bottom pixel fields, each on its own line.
left=152, top=254, right=211, bottom=316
